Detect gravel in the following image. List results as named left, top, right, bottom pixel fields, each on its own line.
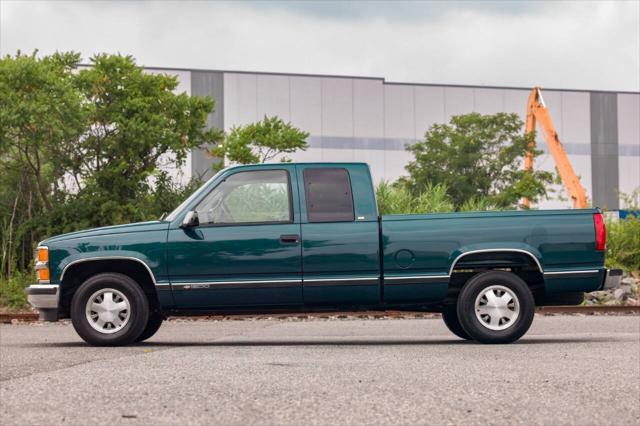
left=1, top=316, right=639, bottom=426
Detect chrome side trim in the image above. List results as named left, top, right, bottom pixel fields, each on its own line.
left=303, top=277, right=379, bottom=287
left=304, top=277, right=378, bottom=282
left=543, top=270, right=600, bottom=276
left=384, top=275, right=450, bottom=285
left=172, top=279, right=301, bottom=290
left=60, top=256, right=157, bottom=284
left=449, top=249, right=543, bottom=275
left=384, top=275, right=450, bottom=281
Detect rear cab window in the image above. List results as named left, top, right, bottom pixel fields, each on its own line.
left=303, top=168, right=355, bottom=223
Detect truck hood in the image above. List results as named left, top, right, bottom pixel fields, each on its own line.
left=40, top=220, right=170, bottom=245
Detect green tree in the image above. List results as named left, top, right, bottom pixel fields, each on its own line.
left=66, top=54, right=224, bottom=226
left=403, top=113, right=553, bottom=209
left=0, top=51, right=86, bottom=211
left=0, top=51, right=223, bottom=277
left=0, top=51, right=86, bottom=276
left=212, top=115, right=309, bottom=169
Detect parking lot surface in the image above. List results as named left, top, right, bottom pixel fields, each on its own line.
left=1, top=315, right=639, bottom=425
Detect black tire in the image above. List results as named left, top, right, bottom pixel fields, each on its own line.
left=136, top=311, right=164, bottom=342
left=457, top=270, right=535, bottom=344
left=441, top=305, right=472, bottom=340
left=71, top=273, right=149, bottom=346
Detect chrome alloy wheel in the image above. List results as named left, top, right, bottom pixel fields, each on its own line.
left=85, top=288, right=130, bottom=334
left=474, top=285, right=520, bottom=331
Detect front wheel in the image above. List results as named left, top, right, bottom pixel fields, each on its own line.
left=71, top=273, right=149, bottom=346
left=456, top=271, right=535, bottom=344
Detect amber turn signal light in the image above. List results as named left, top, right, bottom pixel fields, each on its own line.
left=36, top=268, right=50, bottom=281
left=37, top=247, right=49, bottom=262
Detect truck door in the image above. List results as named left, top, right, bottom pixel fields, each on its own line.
left=297, top=164, right=380, bottom=305
left=166, top=166, right=302, bottom=308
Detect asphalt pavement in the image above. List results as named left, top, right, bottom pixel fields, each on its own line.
left=1, top=315, right=639, bottom=425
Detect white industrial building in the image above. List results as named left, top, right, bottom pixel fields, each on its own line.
left=148, top=66, right=639, bottom=210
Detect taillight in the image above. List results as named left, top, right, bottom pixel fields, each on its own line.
left=594, top=212, right=606, bottom=251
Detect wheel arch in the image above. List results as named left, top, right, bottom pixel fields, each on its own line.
left=58, top=257, right=159, bottom=318
left=445, top=247, right=545, bottom=305
left=448, top=248, right=543, bottom=275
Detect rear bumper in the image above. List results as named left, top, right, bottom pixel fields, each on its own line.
left=25, top=284, right=59, bottom=321
left=601, top=269, right=623, bottom=290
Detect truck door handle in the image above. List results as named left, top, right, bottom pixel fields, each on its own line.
left=280, top=234, right=300, bottom=244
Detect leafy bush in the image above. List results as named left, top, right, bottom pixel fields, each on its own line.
left=376, top=181, right=501, bottom=215
left=606, top=190, right=640, bottom=273
left=375, top=182, right=416, bottom=215
left=0, top=271, right=30, bottom=310
left=606, top=215, right=640, bottom=273
left=377, top=181, right=453, bottom=215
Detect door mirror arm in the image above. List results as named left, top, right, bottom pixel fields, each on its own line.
left=180, top=211, right=200, bottom=228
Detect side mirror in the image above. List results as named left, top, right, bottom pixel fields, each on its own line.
left=180, top=211, right=200, bottom=228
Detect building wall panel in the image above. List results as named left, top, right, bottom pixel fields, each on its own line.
left=617, top=93, right=640, bottom=202
left=353, top=79, right=384, bottom=139
left=321, top=78, right=353, bottom=137
left=618, top=156, right=640, bottom=201
left=444, top=87, right=474, bottom=119
left=191, top=71, right=225, bottom=180
left=474, top=88, right=504, bottom=114
left=590, top=92, right=620, bottom=209
left=384, top=85, right=415, bottom=139
left=414, top=86, right=445, bottom=138
left=224, top=73, right=258, bottom=127
left=502, top=89, right=528, bottom=121
left=290, top=76, right=322, bottom=135
left=257, top=75, right=290, bottom=121
left=561, top=92, right=591, bottom=145
left=617, top=94, right=640, bottom=147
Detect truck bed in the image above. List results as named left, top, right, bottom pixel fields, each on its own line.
left=381, top=208, right=604, bottom=302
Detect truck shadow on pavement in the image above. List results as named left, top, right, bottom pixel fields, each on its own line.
left=22, top=336, right=624, bottom=348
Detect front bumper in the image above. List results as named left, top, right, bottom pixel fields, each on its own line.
left=601, top=269, right=623, bottom=290
left=25, top=284, right=59, bottom=321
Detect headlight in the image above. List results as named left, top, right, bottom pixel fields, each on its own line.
left=35, top=246, right=50, bottom=283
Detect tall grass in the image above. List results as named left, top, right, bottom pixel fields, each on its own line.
left=606, top=216, right=640, bottom=273
left=0, top=271, right=30, bottom=310
left=376, top=181, right=497, bottom=215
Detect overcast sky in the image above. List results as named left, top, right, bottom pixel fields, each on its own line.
left=1, top=0, right=638, bottom=91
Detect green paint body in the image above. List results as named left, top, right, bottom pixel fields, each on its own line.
left=41, top=163, right=605, bottom=312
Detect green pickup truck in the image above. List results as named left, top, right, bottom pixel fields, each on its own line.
left=27, top=162, right=621, bottom=346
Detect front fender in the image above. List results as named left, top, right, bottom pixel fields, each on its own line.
left=57, top=251, right=159, bottom=284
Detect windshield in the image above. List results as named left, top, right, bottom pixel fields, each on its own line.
left=164, top=170, right=223, bottom=222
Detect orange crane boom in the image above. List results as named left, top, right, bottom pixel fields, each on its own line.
left=523, top=87, right=588, bottom=209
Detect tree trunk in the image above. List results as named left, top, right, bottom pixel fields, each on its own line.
left=6, top=189, right=20, bottom=278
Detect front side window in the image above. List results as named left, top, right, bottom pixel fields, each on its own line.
left=195, top=170, right=291, bottom=225
left=303, top=168, right=355, bottom=223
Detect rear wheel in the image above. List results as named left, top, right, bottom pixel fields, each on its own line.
left=71, top=273, right=149, bottom=346
left=457, top=270, right=534, bottom=344
left=441, top=305, right=471, bottom=340
left=136, top=311, right=164, bottom=342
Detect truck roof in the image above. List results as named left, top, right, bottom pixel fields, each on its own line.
left=240, top=162, right=369, bottom=166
